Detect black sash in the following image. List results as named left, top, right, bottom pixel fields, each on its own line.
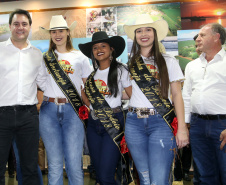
left=130, top=55, right=175, bottom=131
left=43, top=50, right=85, bottom=126
left=85, top=71, right=134, bottom=184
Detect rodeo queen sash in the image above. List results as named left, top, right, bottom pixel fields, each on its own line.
left=85, top=71, right=134, bottom=185
left=43, top=50, right=86, bottom=126
left=130, top=55, right=178, bottom=135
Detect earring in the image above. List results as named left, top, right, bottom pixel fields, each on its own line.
left=109, top=53, right=113, bottom=62
left=67, top=35, right=70, bottom=42
left=94, top=60, right=98, bottom=69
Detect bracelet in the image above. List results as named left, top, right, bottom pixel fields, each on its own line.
left=85, top=105, right=90, bottom=113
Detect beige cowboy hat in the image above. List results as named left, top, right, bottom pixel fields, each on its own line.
left=123, top=14, right=168, bottom=41
left=40, top=15, right=77, bottom=33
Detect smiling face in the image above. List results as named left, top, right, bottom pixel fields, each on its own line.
left=92, top=42, right=113, bottom=64
left=135, top=27, right=155, bottom=50
left=9, top=14, right=31, bottom=44
left=50, top=29, right=69, bottom=48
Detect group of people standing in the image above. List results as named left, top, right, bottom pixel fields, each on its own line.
left=0, top=8, right=225, bottom=185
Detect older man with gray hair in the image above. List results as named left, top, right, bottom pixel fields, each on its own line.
left=182, top=23, right=226, bottom=185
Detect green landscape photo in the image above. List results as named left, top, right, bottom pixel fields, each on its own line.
left=117, top=2, right=181, bottom=36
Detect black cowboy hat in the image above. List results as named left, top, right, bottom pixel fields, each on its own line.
left=79, top=31, right=125, bottom=58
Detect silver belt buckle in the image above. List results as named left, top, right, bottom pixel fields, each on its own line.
left=54, top=97, right=65, bottom=105
left=137, top=109, right=149, bottom=118
left=150, top=109, right=155, bottom=115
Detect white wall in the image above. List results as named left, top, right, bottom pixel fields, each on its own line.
left=0, top=0, right=171, bottom=13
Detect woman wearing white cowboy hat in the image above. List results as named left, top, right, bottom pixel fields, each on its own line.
left=123, top=14, right=189, bottom=185
left=39, top=15, right=91, bottom=185
left=79, top=31, right=133, bottom=185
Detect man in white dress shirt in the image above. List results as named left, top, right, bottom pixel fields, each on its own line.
left=0, top=9, right=45, bottom=185
left=183, top=23, right=226, bottom=185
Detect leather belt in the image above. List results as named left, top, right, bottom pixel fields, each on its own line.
left=43, top=96, right=69, bottom=105
left=112, top=106, right=122, bottom=113
left=128, top=107, right=157, bottom=118
left=192, top=113, right=226, bottom=120
left=0, top=105, right=34, bottom=111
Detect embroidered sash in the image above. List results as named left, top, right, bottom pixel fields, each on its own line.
left=85, top=71, right=134, bottom=184
left=130, top=55, right=176, bottom=131
left=43, top=50, right=85, bottom=126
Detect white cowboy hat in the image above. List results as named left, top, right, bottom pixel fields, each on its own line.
left=123, top=14, right=168, bottom=41
left=40, top=15, right=77, bottom=33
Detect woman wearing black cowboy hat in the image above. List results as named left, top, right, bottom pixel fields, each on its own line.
left=79, top=31, right=133, bottom=185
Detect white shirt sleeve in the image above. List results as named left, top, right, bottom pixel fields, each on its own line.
left=36, top=56, right=47, bottom=91
left=120, top=66, right=132, bottom=88
left=81, top=54, right=91, bottom=79
left=182, top=63, right=192, bottom=123
left=167, top=56, right=184, bottom=83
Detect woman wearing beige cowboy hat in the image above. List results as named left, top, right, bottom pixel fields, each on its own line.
left=39, top=15, right=91, bottom=185
left=123, top=14, right=189, bottom=184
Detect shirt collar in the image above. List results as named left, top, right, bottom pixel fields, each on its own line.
left=199, top=48, right=225, bottom=63
left=141, top=55, right=154, bottom=62
left=217, top=48, right=225, bottom=59
left=6, top=38, right=32, bottom=50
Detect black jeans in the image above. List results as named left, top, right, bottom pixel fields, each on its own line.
left=7, top=145, right=15, bottom=175
left=174, top=145, right=192, bottom=179
left=0, top=105, right=39, bottom=185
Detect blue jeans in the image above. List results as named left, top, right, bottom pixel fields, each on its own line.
left=39, top=101, right=84, bottom=185
left=12, top=139, right=44, bottom=185
left=190, top=114, right=226, bottom=185
left=125, top=111, right=176, bottom=185
left=86, top=111, right=124, bottom=185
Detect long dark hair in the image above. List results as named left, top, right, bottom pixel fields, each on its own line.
left=129, top=28, right=169, bottom=99
left=91, top=46, right=125, bottom=98
left=48, top=29, right=74, bottom=53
